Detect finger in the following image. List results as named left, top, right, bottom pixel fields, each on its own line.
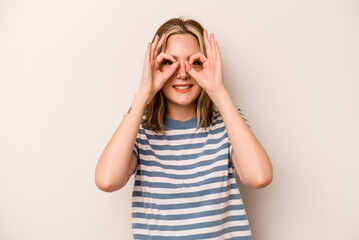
left=142, top=43, right=152, bottom=84
left=210, top=33, right=215, bottom=49
left=215, top=40, right=221, bottom=62
left=144, top=42, right=151, bottom=68
left=154, top=33, right=166, bottom=57
left=145, top=42, right=151, bottom=61
left=161, top=61, right=179, bottom=80
left=155, top=52, right=177, bottom=71
left=203, top=29, right=211, bottom=57
left=155, top=52, right=177, bottom=65
left=210, top=33, right=216, bottom=60
left=189, top=52, right=207, bottom=65
left=185, top=60, right=199, bottom=79
left=151, top=35, right=159, bottom=59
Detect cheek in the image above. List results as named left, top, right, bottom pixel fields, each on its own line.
left=162, top=80, right=172, bottom=90
left=195, top=86, right=203, bottom=96
left=192, top=66, right=203, bottom=71
left=161, top=82, right=173, bottom=98
left=161, top=65, right=171, bottom=71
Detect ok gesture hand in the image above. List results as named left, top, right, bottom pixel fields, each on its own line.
left=185, top=30, right=225, bottom=96
left=139, top=34, right=179, bottom=104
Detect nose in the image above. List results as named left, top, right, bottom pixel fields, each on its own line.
left=176, top=60, right=189, bottom=79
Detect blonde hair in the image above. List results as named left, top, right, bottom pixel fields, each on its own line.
left=142, top=17, right=214, bottom=135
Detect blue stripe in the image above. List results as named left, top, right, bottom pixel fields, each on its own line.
left=225, top=236, right=252, bottom=240
left=139, top=142, right=229, bottom=161
left=132, top=193, right=242, bottom=210
left=138, top=131, right=228, bottom=151
left=138, top=153, right=228, bottom=170
left=134, top=172, right=236, bottom=189
left=132, top=215, right=248, bottom=232
left=132, top=148, right=138, bottom=160
left=139, top=122, right=226, bottom=141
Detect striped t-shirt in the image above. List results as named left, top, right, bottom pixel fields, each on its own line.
left=131, top=106, right=253, bottom=239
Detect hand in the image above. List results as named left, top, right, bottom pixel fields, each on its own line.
left=139, top=34, right=179, bottom=104
left=185, top=30, right=225, bottom=96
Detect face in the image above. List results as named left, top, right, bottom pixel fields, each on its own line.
left=160, top=34, right=203, bottom=111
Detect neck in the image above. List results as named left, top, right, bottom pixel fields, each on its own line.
left=165, top=101, right=197, bottom=122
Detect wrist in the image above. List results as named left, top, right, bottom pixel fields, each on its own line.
left=133, top=91, right=150, bottom=108
left=137, top=87, right=154, bottom=104
left=207, top=86, right=228, bottom=104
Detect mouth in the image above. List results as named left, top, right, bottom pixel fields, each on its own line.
left=172, top=84, right=193, bottom=90
left=172, top=84, right=193, bottom=93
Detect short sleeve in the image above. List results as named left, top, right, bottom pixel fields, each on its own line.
left=228, top=107, right=252, bottom=169
left=132, top=131, right=140, bottom=164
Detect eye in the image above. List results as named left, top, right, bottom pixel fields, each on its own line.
left=193, top=60, right=202, bottom=66
left=162, top=60, right=173, bottom=65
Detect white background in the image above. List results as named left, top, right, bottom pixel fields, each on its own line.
left=0, top=0, right=358, bottom=239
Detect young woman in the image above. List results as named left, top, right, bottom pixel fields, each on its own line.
left=95, top=17, right=273, bottom=239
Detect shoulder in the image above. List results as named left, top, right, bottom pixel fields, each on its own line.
left=212, top=105, right=252, bottom=128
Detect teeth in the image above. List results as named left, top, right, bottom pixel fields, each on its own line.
left=174, top=85, right=191, bottom=90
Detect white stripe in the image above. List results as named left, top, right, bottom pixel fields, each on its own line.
left=132, top=198, right=245, bottom=216
left=137, top=159, right=228, bottom=175
left=139, top=132, right=228, bottom=156
left=209, top=229, right=252, bottom=239
left=133, top=175, right=238, bottom=195
left=132, top=183, right=241, bottom=205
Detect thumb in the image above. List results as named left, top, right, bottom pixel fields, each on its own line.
left=161, top=61, right=179, bottom=80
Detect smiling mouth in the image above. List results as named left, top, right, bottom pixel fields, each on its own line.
left=172, top=85, right=193, bottom=90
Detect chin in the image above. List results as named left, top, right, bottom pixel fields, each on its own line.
left=174, top=99, right=197, bottom=106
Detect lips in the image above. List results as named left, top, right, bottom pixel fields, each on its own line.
left=172, top=84, right=193, bottom=90
left=172, top=84, right=193, bottom=87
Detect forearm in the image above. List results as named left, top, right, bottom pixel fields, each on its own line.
left=209, top=87, right=273, bottom=188
left=95, top=91, right=147, bottom=191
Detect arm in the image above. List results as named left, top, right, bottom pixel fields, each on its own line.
left=210, top=88, right=273, bottom=189
left=95, top=91, right=147, bottom=192
left=95, top=34, right=179, bottom=192
left=185, top=30, right=272, bottom=189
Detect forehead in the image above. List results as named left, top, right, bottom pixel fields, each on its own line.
left=165, top=34, right=200, bottom=57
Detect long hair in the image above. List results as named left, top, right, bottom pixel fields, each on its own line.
left=141, top=17, right=214, bottom=135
